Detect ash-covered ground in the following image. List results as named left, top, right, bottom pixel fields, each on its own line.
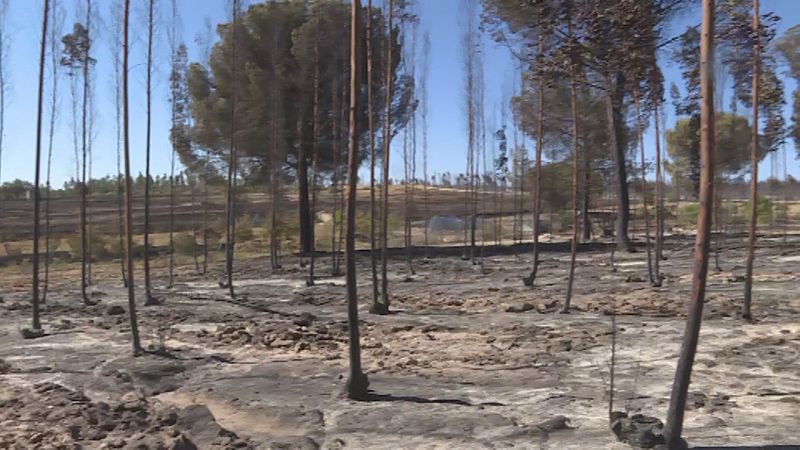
left=1, top=234, right=798, bottom=449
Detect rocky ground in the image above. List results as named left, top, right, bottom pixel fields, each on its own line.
left=0, top=234, right=798, bottom=449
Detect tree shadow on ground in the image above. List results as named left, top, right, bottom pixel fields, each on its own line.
left=361, top=391, right=504, bottom=407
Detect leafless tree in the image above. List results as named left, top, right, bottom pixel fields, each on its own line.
left=122, top=0, right=142, bottom=354
left=743, top=0, right=760, bottom=321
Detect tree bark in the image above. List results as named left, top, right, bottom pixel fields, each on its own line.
left=307, top=3, right=320, bottom=287
left=563, top=25, right=579, bottom=314
left=663, top=1, right=715, bottom=445
left=603, top=73, right=632, bottom=252
left=122, top=0, right=142, bottom=354
left=375, top=0, right=393, bottom=314
left=633, top=88, right=654, bottom=285
left=367, top=0, right=379, bottom=303
left=344, top=0, right=369, bottom=400
left=30, top=0, right=50, bottom=334
left=143, top=0, right=156, bottom=305
left=80, top=0, right=92, bottom=305
left=652, top=89, right=663, bottom=287
left=743, top=0, right=759, bottom=321
left=224, top=0, right=239, bottom=298
left=523, top=30, right=545, bottom=287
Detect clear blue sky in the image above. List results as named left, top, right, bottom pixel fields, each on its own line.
left=0, top=0, right=797, bottom=189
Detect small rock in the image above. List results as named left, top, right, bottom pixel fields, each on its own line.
left=506, top=303, right=535, bottom=313
left=294, top=312, right=316, bottom=327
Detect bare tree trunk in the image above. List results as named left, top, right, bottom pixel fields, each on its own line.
left=523, top=30, right=544, bottom=287
left=652, top=92, right=663, bottom=287
left=345, top=0, right=369, bottom=399
left=113, top=3, right=127, bottom=287
left=43, top=1, right=61, bottom=303
left=421, top=32, right=430, bottom=258
left=375, top=0, right=393, bottom=315
left=202, top=147, right=209, bottom=275
left=743, top=0, right=759, bottom=321
left=663, top=1, right=716, bottom=444
left=563, top=26, right=579, bottom=314
left=307, top=4, right=320, bottom=287
left=29, top=0, right=50, bottom=336
left=122, top=0, right=142, bottom=354
left=224, top=0, right=239, bottom=299
left=142, top=0, right=157, bottom=305
left=330, top=74, right=341, bottom=276
left=633, top=88, right=654, bottom=285
left=604, top=73, right=632, bottom=253
left=79, top=0, right=92, bottom=306
left=0, top=0, right=6, bottom=189
left=366, top=0, right=379, bottom=303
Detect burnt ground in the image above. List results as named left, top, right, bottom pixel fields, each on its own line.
left=0, top=233, right=798, bottom=449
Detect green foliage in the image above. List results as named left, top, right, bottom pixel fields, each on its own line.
left=743, top=196, right=773, bottom=226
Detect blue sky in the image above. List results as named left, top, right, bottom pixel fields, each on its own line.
left=0, top=0, right=797, bottom=188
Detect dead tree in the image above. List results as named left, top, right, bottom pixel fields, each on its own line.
left=28, top=0, right=51, bottom=338
left=563, top=20, right=580, bottom=314
left=109, top=0, right=127, bottom=287
left=375, top=0, right=394, bottom=315
left=307, top=3, right=321, bottom=287
left=223, top=0, right=240, bottom=298
left=523, top=27, right=545, bottom=287
left=663, top=0, right=716, bottom=445
left=651, top=87, right=664, bottom=287
left=366, top=0, right=379, bottom=302
left=43, top=0, right=63, bottom=303
left=742, top=0, right=760, bottom=321
left=421, top=31, right=430, bottom=258
left=633, top=88, right=654, bottom=285
left=344, top=0, right=369, bottom=400
left=122, top=0, right=142, bottom=354
left=143, top=0, right=157, bottom=305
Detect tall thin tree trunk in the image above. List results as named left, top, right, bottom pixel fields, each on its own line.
left=79, top=0, right=92, bottom=305
left=563, top=26, right=579, bottom=314
left=663, top=1, right=716, bottom=444
left=143, top=0, right=156, bottom=305
left=29, top=0, right=50, bottom=336
left=523, top=30, right=544, bottom=287
left=605, top=73, right=632, bottom=252
left=345, top=0, right=369, bottom=399
left=375, top=0, right=393, bottom=315
left=307, top=4, right=320, bottom=287
left=224, top=0, right=239, bottom=299
left=652, top=92, right=663, bottom=287
left=743, top=0, right=759, bottom=321
left=330, top=73, right=341, bottom=276
left=43, top=1, right=60, bottom=303
left=122, top=0, right=142, bottom=354
left=168, top=146, right=175, bottom=287
left=633, top=88, right=654, bottom=284
left=202, top=147, right=209, bottom=275
left=421, top=32, right=430, bottom=258
left=366, top=0, right=379, bottom=303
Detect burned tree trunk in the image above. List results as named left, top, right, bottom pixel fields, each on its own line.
left=375, top=0, right=394, bottom=315
left=344, top=0, right=369, bottom=400
left=29, top=0, right=50, bottom=337
left=143, top=0, right=156, bottom=306
left=633, top=88, right=654, bottom=285
left=122, top=0, right=142, bottom=354
left=224, top=0, right=239, bottom=299
left=563, top=23, right=579, bottom=314
left=523, top=31, right=545, bottom=287
left=743, top=0, right=760, bottom=321
left=663, top=1, right=716, bottom=445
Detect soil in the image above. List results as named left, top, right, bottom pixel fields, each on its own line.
left=0, top=233, right=798, bottom=449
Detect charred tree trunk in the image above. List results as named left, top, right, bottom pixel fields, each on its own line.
left=122, top=0, right=142, bottom=354
left=663, top=1, right=716, bottom=445
left=652, top=91, right=664, bottom=287
left=367, top=0, right=379, bottom=302
left=307, top=5, right=321, bottom=287
left=344, top=0, right=369, bottom=399
left=633, top=88, right=654, bottom=284
left=743, top=0, right=759, bottom=321
left=375, top=0, right=393, bottom=315
left=79, top=0, right=92, bottom=305
left=43, top=2, right=60, bottom=303
left=523, top=31, right=545, bottom=287
left=29, top=0, right=50, bottom=336
left=143, top=0, right=156, bottom=306
left=563, top=26, right=579, bottom=314
left=604, top=73, right=632, bottom=252
left=224, top=0, right=239, bottom=298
